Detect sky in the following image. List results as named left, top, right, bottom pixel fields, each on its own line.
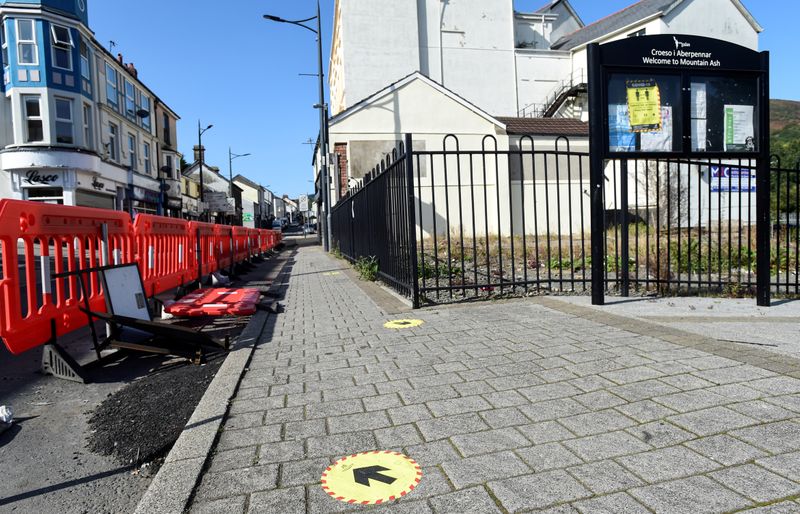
left=89, top=0, right=798, bottom=199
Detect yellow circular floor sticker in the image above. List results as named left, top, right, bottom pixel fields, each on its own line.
left=384, top=319, right=424, bottom=329
left=321, top=451, right=422, bottom=505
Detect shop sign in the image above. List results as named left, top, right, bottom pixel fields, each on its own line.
left=22, top=170, right=64, bottom=187
left=206, top=191, right=234, bottom=213
left=128, top=186, right=161, bottom=204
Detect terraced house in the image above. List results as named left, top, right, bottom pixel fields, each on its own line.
left=0, top=0, right=181, bottom=215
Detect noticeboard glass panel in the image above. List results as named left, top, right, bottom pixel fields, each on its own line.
left=607, top=73, right=683, bottom=154
left=688, top=75, right=759, bottom=153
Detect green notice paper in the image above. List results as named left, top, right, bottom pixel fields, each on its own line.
left=723, top=105, right=755, bottom=152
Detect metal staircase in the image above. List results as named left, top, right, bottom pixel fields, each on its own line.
left=519, top=70, right=587, bottom=118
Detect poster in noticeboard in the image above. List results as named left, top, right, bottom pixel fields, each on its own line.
left=626, top=79, right=662, bottom=132
left=724, top=105, right=756, bottom=152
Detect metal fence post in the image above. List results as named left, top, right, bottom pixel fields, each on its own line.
left=756, top=50, right=771, bottom=306
left=405, top=133, right=420, bottom=308
left=588, top=43, right=606, bottom=305
left=620, top=159, right=630, bottom=297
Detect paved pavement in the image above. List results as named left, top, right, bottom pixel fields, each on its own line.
left=556, top=296, right=800, bottom=360
left=188, top=245, right=800, bottom=513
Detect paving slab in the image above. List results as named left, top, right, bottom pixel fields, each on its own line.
left=174, top=246, right=800, bottom=513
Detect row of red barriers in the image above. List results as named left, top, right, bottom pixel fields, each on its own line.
left=0, top=199, right=282, bottom=355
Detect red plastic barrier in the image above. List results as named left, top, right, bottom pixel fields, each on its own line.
left=188, top=221, right=218, bottom=279
left=247, top=228, right=259, bottom=259
left=0, top=199, right=134, bottom=355
left=134, top=214, right=193, bottom=296
left=0, top=200, right=289, bottom=355
left=232, top=226, right=250, bottom=263
left=258, top=228, right=272, bottom=253
left=215, top=224, right=234, bottom=271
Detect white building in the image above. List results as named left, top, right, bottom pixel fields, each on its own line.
left=0, top=0, right=181, bottom=214
left=329, top=0, right=761, bottom=120
left=233, top=174, right=268, bottom=228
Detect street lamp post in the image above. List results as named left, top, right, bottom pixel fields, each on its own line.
left=264, top=0, right=331, bottom=251
left=229, top=148, right=251, bottom=226
left=198, top=121, right=213, bottom=221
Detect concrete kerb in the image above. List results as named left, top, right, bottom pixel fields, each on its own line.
left=134, top=309, right=268, bottom=514
left=134, top=252, right=293, bottom=514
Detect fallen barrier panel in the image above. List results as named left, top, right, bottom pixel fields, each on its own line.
left=134, top=214, right=192, bottom=296
left=0, top=199, right=134, bottom=355
left=188, top=221, right=219, bottom=280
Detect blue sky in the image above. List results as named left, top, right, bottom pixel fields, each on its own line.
left=89, top=0, right=797, bottom=198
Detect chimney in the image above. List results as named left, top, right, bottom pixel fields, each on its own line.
left=193, top=145, right=205, bottom=164
left=127, top=63, right=138, bottom=77
left=117, top=53, right=123, bottom=64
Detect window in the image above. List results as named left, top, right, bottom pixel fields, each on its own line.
left=79, top=39, right=90, bottom=80
left=50, top=24, right=73, bottom=70
left=166, top=155, right=174, bottom=179
left=54, top=97, right=74, bottom=144
left=17, top=19, right=37, bottom=65
left=128, top=133, right=136, bottom=170
left=105, top=63, right=118, bottom=109
left=82, top=104, right=92, bottom=148
left=1, top=21, right=8, bottom=65
left=140, top=94, right=151, bottom=131
left=124, top=80, right=135, bottom=119
left=26, top=187, right=64, bottom=204
left=163, top=112, right=171, bottom=145
left=23, top=95, right=43, bottom=142
left=108, top=123, right=118, bottom=160
left=143, top=142, right=151, bottom=174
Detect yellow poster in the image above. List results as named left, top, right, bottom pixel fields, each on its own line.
left=626, top=79, right=662, bottom=132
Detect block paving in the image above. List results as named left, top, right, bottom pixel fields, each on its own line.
left=190, top=245, right=800, bottom=513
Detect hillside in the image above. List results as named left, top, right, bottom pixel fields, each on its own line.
left=771, top=99, right=800, bottom=167
left=771, top=99, right=800, bottom=133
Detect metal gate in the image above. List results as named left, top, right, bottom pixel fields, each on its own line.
left=331, top=133, right=799, bottom=308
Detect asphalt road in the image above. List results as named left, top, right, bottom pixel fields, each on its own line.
left=0, top=247, right=294, bottom=514
left=0, top=326, right=161, bottom=514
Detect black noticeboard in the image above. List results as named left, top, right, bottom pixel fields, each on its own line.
left=589, top=34, right=768, bottom=159
left=587, top=34, right=771, bottom=307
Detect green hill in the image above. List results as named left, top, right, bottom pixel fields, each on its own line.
left=771, top=99, right=800, bottom=167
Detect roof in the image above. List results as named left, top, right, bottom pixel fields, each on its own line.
left=496, top=117, right=589, bottom=137
left=534, top=0, right=585, bottom=27
left=329, top=71, right=506, bottom=130
left=551, top=0, right=762, bottom=51
left=232, top=174, right=263, bottom=190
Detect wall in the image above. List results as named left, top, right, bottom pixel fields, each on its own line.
left=432, top=0, right=517, bottom=116
left=663, top=0, right=759, bottom=50
left=333, top=0, right=518, bottom=117
left=335, top=0, right=421, bottom=116
left=515, top=50, right=571, bottom=115
left=329, top=76, right=506, bottom=187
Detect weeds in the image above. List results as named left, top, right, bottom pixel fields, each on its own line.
left=354, top=256, right=379, bottom=281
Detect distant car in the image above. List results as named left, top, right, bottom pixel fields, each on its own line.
left=271, top=219, right=283, bottom=231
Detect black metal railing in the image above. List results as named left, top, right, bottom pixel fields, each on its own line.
left=331, top=135, right=418, bottom=305
left=331, top=133, right=799, bottom=307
